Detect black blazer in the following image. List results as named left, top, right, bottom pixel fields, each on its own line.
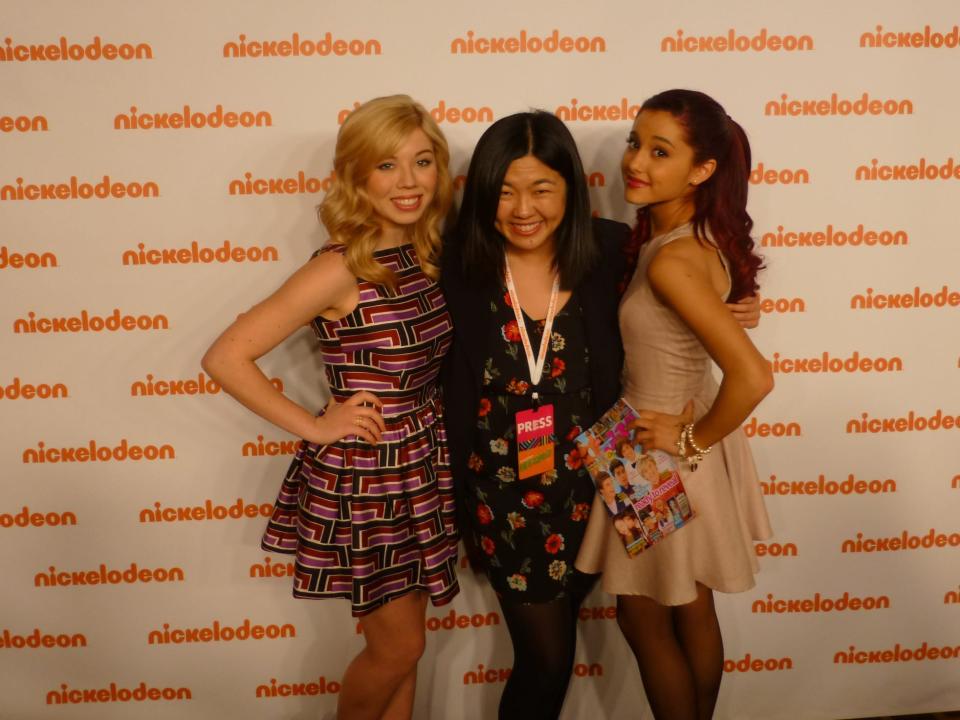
left=440, top=217, right=630, bottom=489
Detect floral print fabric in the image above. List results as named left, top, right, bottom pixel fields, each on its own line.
left=463, top=288, right=596, bottom=602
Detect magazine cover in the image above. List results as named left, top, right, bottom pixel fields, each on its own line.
left=575, top=398, right=695, bottom=557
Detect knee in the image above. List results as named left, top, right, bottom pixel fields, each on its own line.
left=369, top=628, right=426, bottom=672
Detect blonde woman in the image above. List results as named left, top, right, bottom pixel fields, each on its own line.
left=202, top=95, right=458, bottom=720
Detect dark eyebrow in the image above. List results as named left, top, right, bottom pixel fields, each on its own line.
left=653, top=134, right=676, bottom=148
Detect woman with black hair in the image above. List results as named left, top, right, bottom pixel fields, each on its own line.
left=441, top=111, right=626, bottom=720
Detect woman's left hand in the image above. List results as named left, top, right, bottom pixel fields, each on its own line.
left=631, top=400, right=695, bottom=455
left=727, top=294, right=761, bottom=329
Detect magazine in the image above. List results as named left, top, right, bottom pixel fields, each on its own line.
left=575, top=398, right=695, bottom=557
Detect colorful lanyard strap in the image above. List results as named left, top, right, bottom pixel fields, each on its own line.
left=503, top=260, right=560, bottom=396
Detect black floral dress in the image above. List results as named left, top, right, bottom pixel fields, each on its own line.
left=462, top=286, right=595, bottom=603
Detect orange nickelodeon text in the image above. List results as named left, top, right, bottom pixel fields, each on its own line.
left=255, top=676, right=341, bottom=698
left=856, top=157, right=960, bottom=181
left=131, top=373, right=282, bottom=397
left=749, top=163, right=809, bottom=185
left=1, top=628, right=86, bottom=649
left=0, top=246, right=58, bottom=269
left=35, top=563, right=184, bottom=587
left=860, top=24, right=960, bottom=49
left=0, top=378, right=68, bottom=400
left=761, top=473, right=896, bottom=496
left=841, top=529, right=960, bottom=553
left=122, top=240, right=278, bottom=266
left=761, top=224, right=907, bottom=248
left=13, top=309, right=168, bottom=334
left=223, top=32, right=381, bottom=58
left=771, top=351, right=902, bottom=374
left=661, top=28, right=813, bottom=52
left=46, top=683, right=191, bottom=705
left=1, top=507, right=77, bottom=528
left=1, top=36, right=152, bottom=62
left=743, top=418, right=801, bottom=438
left=723, top=654, right=793, bottom=672
left=139, top=499, right=273, bottom=523
left=0, top=114, right=48, bottom=132
left=1, top=176, right=159, bottom=201
left=451, top=29, right=605, bottom=54
left=752, top=592, right=890, bottom=614
left=22, top=440, right=174, bottom=464
left=765, top=93, right=912, bottom=116
left=835, top=642, right=960, bottom=665
left=851, top=286, right=960, bottom=310
left=755, top=541, right=798, bottom=557
left=846, top=410, right=960, bottom=433
left=228, top=170, right=335, bottom=196
left=114, top=105, right=271, bottom=130
left=147, top=619, right=296, bottom=644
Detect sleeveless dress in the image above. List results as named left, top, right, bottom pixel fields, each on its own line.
left=461, top=287, right=595, bottom=602
left=261, top=243, right=460, bottom=617
left=576, top=223, right=773, bottom=604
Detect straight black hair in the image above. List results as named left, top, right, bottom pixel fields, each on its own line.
left=453, top=111, right=596, bottom=289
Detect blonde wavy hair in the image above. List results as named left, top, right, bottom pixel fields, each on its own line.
left=318, top=95, right=452, bottom=289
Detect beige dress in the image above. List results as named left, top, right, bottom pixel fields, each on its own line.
left=575, top=223, right=773, bottom=604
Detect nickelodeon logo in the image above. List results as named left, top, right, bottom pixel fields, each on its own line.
left=755, top=541, right=797, bottom=558
left=1, top=114, right=47, bottom=132
left=555, top=98, right=641, bottom=122
left=1, top=378, right=68, bottom=400
left=1, top=36, right=152, bottom=63
left=759, top=297, right=805, bottom=314
left=242, top=435, right=302, bottom=457
left=35, top=563, right=184, bottom=587
left=47, top=682, right=191, bottom=705
left=661, top=28, right=813, bottom=53
left=945, top=585, right=960, bottom=604
left=752, top=592, right=889, bottom=614
left=835, top=642, right=960, bottom=665
left=22, top=439, right=175, bottom=464
left=13, top=309, right=168, bottom=334
left=337, top=100, right=493, bottom=125
left=765, top=93, right=912, bottom=117
left=578, top=605, right=617, bottom=621
left=122, top=240, right=279, bottom=266
left=723, top=654, right=793, bottom=673
left=1, top=628, right=86, bottom=649
left=743, top=418, right=801, bottom=438
left=1, top=506, right=77, bottom=528
left=1, top=175, right=159, bottom=201
left=250, top=556, right=295, bottom=579
left=841, top=529, right=960, bottom=553
left=223, top=32, right=381, bottom=58
left=847, top=409, right=960, bottom=434
left=856, top=157, right=960, bottom=181
left=1, top=246, right=58, bottom=269
left=114, top=105, right=271, bottom=131
left=147, top=619, right=295, bottom=645
left=464, top=663, right=602, bottom=684
left=228, top=170, right=335, bottom=196
left=860, top=24, right=960, bottom=49
left=139, top=498, right=273, bottom=523
left=749, top=163, right=808, bottom=185
left=851, top=285, right=960, bottom=310
left=760, top=224, right=908, bottom=248
left=131, top=373, right=282, bottom=397
left=762, top=473, right=896, bottom=497
left=256, top=676, right=341, bottom=698
left=771, top=351, right=902, bottom=374
left=451, top=29, right=605, bottom=54
left=355, top=609, right=500, bottom=635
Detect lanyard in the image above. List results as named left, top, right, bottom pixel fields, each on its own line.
left=503, top=260, right=560, bottom=391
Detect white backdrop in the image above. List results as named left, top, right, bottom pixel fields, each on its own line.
left=2, top=1, right=959, bottom=718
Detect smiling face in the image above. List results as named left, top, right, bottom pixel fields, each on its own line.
left=364, top=127, right=438, bottom=241
left=495, top=154, right=567, bottom=258
left=621, top=109, right=715, bottom=211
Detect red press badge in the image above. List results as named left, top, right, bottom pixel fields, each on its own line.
left=516, top=404, right=555, bottom=480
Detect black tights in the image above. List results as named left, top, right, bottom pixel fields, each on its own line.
left=496, top=571, right=596, bottom=720
left=616, top=583, right=724, bottom=720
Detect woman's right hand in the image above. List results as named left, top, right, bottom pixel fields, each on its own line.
left=310, top=391, right=385, bottom=445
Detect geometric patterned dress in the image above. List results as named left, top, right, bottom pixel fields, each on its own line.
left=261, top=242, right=460, bottom=616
